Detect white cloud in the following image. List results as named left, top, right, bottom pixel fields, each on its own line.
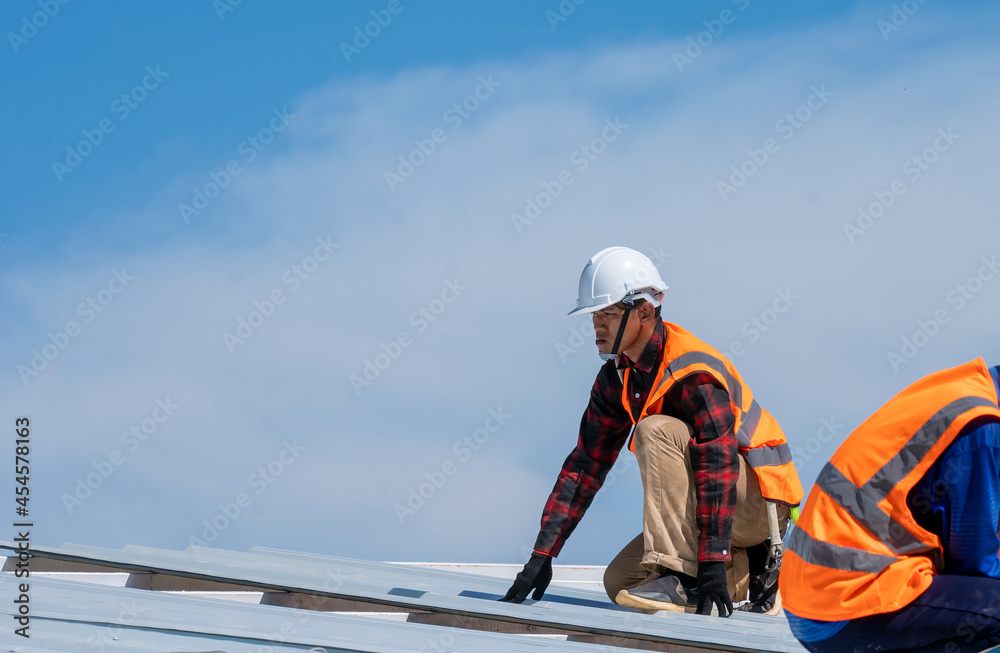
left=6, top=12, right=1000, bottom=563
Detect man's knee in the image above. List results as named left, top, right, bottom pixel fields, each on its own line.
left=604, top=533, right=648, bottom=601
left=634, top=415, right=693, bottom=449
left=603, top=559, right=652, bottom=602
left=603, top=563, right=625, bottom=601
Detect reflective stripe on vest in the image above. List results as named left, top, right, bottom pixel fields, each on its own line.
left=738, top=399, right=761, bottom=447
left=637, top=350, right=790, bottom=469
left=786, top=525, right=896, bottom=574
left=815, top=462, right=928, bottom=556
left=787, top=395, right=997, bottom=568
left=665, top=351, right=744, bottom=409
left=747, top=439, right=794, bottom=468
left=621, top=321, right=802, bottom=507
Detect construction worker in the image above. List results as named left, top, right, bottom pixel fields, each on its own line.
left=500, top=247, right=803, bottom=616
left=781, top=358, right=1000, bottom=651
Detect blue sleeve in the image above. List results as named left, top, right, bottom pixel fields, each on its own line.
left=933, top=420, right=1000, bottom=577
left=784, top=611, right=847, bottom=642
left=991, top=365, right=1000, bottom=397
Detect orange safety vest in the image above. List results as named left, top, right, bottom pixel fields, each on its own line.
left=781, top=358, right=1000, bottom=621
left=620, top=321, right=803, bottom=506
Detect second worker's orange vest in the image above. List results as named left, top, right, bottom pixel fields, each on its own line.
left=620, top=321, right=803, bottom=507
left=781, top=358, right=1000, bottom=621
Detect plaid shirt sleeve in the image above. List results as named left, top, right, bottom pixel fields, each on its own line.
left=662, top=373, right=740, bottom=562
left=532, top=361, right=632, bottom=557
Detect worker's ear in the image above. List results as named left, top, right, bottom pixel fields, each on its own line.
left=639, top=301, right=656, bottom=323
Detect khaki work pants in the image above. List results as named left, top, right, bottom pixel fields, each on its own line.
left=603, top=415, right=788, bottom=602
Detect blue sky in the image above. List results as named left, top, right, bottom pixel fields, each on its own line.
left=3, top=1, right=1000, bottom=566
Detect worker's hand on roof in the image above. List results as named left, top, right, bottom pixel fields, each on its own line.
left=695, top=561, right=733, bottom=618
left=499, top=552, right=552, bottom=603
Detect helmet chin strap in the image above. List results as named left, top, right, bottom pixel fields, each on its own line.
left=599, top=303, right=632, bottom=362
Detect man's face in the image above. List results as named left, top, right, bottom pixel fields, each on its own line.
left=592, top=303, right=638, bottom=357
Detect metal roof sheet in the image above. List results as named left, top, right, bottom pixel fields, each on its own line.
left=0, top=575, right=640, bottom=653
left=2, top=542, right=806, bottom=652
left=0, top=615, right=332, bottom=653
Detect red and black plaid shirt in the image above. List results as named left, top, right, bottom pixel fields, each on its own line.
left=532, top=320, right=739, bottom=562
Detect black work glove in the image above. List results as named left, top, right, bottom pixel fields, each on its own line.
left=499, top=552, right=552, bottom=603
left=695, top=561, right=732, bottom=617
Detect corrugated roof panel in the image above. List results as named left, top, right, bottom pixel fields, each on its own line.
left=2, top=542, right=807, bottom=652
left=245, top=544, right=797, bottom=636
left=0, top=618, right=338, bottom=653
left=0, top=575, right=638, bottom=653
left=248, top=545, right=629, bottom=604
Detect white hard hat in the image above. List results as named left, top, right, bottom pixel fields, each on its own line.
left=569, top=247, right=669, bottom=315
